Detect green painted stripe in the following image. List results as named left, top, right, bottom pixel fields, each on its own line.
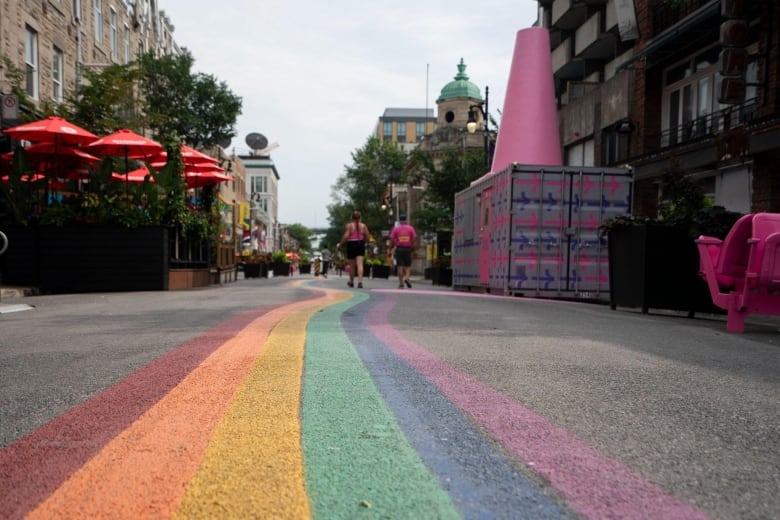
left=302, top=293, right=460, bottom=519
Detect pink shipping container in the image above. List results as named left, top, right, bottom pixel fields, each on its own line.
left=453, top=163, right=632, bottom=300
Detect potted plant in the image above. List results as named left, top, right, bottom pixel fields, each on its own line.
left=298, top=253, right=312, bottom=274
left=431, top=253, right=452, bottom=286
left=601, top=165, right=742, bottom=315
left=368, top=256, right=390, bottom=279
left=271, top=249, right=291, bottom=277
left=241, top=251, right=268, bottom=278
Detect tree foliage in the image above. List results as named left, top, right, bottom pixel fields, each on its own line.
left=138, top=52, right=241, bottom=149
left=68, top=63, right=143, bottom=135
left=286, top=223, right=312, bottom=252
left=63, top=52, right=242, bottom=151
left=331, top=136, right=406, bottom=243
left=405, top=147, right=486, bottom=233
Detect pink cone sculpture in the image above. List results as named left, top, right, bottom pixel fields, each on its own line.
left=490, top=27, right=562, bottom=173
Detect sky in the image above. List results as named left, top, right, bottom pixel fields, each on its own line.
left=161, top=1, right=540, bottom=229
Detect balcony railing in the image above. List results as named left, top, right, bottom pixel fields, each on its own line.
left=652, top=0, right=711, bottom=34
left=658, top=99, right=757, bottom=150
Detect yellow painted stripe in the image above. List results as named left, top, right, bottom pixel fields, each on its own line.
left=26, top=295, right=331, bottom=520
left=172, top=288, right=351, bottom=519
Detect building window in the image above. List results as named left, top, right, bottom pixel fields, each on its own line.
left=25, top=27, right=39, bottom=100
left=124, top=25, right=130, bottom=63
left=566, top=139, right=594, bottom=167
left=252, top=175, right=267, bottom=193
left=662, top=45, right=758, bottom=147
left=52, top=47, right=63, bottom=102
left=94, top=0, right=103, bottom=43
left=416, top=122, right=425, bottom=140
left=110, top=8, right=118, bottom=58
left=396, top=122, right=406, bottom=141
left=383, top=121, right=392, bottom=140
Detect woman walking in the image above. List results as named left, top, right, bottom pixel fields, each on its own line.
left=336, top=210, right=370, bottom=288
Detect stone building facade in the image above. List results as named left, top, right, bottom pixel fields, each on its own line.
left=0, top=0, right=178, bottom=128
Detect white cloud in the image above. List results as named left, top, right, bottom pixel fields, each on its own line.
left=161, top=0, right=538, bottom=227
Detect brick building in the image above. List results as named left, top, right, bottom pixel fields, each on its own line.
left=537, top=0, right=780, bottom=215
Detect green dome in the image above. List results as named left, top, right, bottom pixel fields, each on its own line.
left=438, top=59, right=482, bottom=101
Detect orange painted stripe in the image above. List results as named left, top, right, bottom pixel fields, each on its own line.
left=27, top=290, right=335, bottom=520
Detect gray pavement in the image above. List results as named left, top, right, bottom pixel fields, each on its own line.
left=1, top=274, right=779, bottom=519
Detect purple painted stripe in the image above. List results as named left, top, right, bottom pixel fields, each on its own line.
left=0, top=308, right=269, bottom=520
left=366, top=298, right=710, bottom=520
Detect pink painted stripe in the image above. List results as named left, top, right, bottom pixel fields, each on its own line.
left=0, top=308, right=270, bottom=520
left=367, top=297, right=710, bottom=520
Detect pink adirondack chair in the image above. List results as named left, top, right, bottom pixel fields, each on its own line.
left=696, top=212, right=780, bottom=332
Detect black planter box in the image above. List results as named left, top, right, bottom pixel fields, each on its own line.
left=243, top=263, right=265, bottom=278
left=371, top=265, right=390, bottom=279
left=299, top=263, right=312, bottom=274
left=607, top=224, right=720, bottom=315
left=431, top=267, right=453, bottom=286
left=0, top=225, right=40, bottom=286
left=272, top=262, right=290, bottom=277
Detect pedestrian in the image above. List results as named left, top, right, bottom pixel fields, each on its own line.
left=320, top=246, right=332, bottom=278
left=390, top=214, right=417, bottom=289
left=336, top=210, right=370, bottom=288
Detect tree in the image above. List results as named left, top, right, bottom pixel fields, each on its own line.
left=286, top=223, right=312, bottom=252
left=67, top=63, right=143, bottom=135
left=138, top=52, right=242, bottom=149
left=63, top=52, right=242, bottom=151
left=330, top=136, right=406, bottom=243
left=405, top=147, right=486, bottom=233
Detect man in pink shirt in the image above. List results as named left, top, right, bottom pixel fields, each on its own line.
left=389, top=214, right=417, bottom=289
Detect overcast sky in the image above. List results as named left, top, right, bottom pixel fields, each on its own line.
left=161, top=1, right=539, bottom=228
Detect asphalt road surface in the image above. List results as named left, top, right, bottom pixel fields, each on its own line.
left=1, top=275, right=778, bottom=519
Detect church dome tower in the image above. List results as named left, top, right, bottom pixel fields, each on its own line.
left=436, top=59, right=484, bottom=128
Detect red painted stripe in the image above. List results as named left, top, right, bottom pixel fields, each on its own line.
left=0, top=308, right=269, bottom=520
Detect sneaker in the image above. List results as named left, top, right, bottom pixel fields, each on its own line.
left=398, top=283, right=404, bottom=289
left=347, top=281, right=354, bottom=288
left=404, top=279, right=412, bottom=288
left=358, top=282, right=363, bottom=288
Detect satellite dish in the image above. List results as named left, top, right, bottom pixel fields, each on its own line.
left=245, top=132, right=268, bottom=151
left=217, top=136, right=231, bottom=149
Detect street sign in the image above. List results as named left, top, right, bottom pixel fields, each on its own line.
left=2, top=93, right=19, bottom=121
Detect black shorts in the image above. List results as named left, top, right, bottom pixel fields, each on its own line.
left=346, top=240, right=365, bottom=260
left=394, top=247, right=412, bottom=267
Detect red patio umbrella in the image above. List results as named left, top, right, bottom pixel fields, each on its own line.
left=1, top=173, right=46, bottom=182
left=2, top=116, right=98, bottom=146
left=1, top=142, right=100, bottom=165
left=85, top=129, right=163, bottom=163
left=86, top=129, right=163, bottom=193
left=184, top=161, right=225, bottom=174
left=3, top=118, right=99, bottom=182
left=181, top=145, right=219, bottom=164
left=185, top=170, right=231, bottom=189
left=111, top=165, right=153, bottom=183
left=147, top=145, right=220, bottom=169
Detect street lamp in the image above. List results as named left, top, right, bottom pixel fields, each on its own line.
left=467, top=86, right=491, bottom=168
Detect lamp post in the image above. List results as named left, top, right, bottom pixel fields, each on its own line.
left=467, top=86, right=490, bottom=168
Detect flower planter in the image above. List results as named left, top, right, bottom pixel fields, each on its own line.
left=272, top=262, right=290, bottom=277
left=371, top=265, right=390, bottom=279
left=0, top=225, right=40, bottom=286
left=431, top=267, right=453, bottom=286
left=299, top=263, right=312, bottom=274
left=243, top=263, right=264, bottom=278
left=607, top=224, right=720, bottom=315
left=37, top=225, right=171, bottom=293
